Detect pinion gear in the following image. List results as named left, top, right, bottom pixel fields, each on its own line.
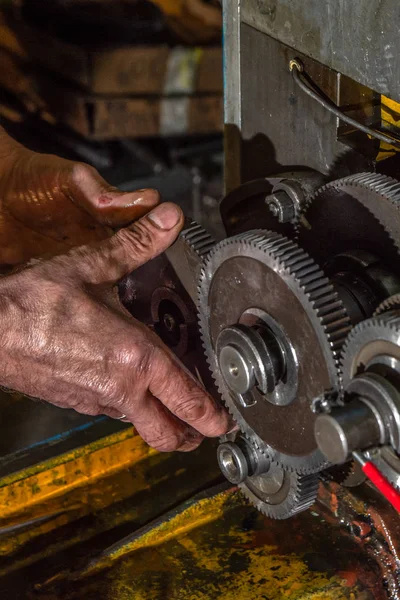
left=239, top=464, right=319, bottom=520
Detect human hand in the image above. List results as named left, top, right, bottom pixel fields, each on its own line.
left=0, top=127, right=159, bottom=270
left=0, top=203, right=231, bottom=452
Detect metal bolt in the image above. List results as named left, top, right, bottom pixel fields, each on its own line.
left=217, top=437, right=270, bottom=484
left=315, top=400, right=381, bottom=464
left=163, top=313, right=176, bottom=332
left=266, top=191, right=296, bottom=223
left=315, top=371, right=400, bottom=464
left=311, top=391, right=338, bottom=414
left=217, top=441, right=249, bottom=484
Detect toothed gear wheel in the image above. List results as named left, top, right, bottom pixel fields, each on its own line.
left=298, top=173, right=400, bottom=293
left=320, top=462, right=354, bottom=485
left=198, top=230, right=350, bottom=474
left=341, top=312, right=400, bottom=390
left=239, top=464, right=319, bottom=520
left=341, top=314, right=400, bottom=490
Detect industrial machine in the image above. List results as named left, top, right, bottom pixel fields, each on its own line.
left=2, top=2, right=400, bottom=598
left=122, top=0, right=400, bottom=523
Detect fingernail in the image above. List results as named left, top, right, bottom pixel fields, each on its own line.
left=147, top=203, right=181, bottom=230
left=178, top=438, right=203, bottom=453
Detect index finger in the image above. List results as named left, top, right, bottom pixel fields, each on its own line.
left=147, top=345, right=232, bottom=438
left=68, top=163, right=160, bottom=228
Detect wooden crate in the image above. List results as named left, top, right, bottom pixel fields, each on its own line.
left=0, top=11, right=222, bottom=95
left=0, top=47, right=223, bottom=139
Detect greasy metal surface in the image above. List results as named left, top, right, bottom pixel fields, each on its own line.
left=237, top=26, right=344, bottom=178
left=0, top=429, right=223, bottom=595
left=24, top=483, right=398, bottom=600
left=242, top=0, right=400, bottom=101
left=0, top=415, right=399, bottom=599
left=223, top=22, right=376, bottom=189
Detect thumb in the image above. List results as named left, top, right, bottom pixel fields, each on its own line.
left=67, top=163, right=160, bottom=227
left=71, top=202, right=184, bottom=285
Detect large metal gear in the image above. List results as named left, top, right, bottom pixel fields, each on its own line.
left=298, top=173, right=400, bottom=325
left=198, top=229, right=350, bottom=474
left=299, top=173, right=400, bottom=269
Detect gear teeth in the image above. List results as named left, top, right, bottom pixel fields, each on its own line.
left=240, top=471, right=319, bottom=520
left=321, top=462, right=354, bottom=485
left=302, top=172, right=400, bottom=265
left=340, top=313, right=400, bottom=393
left=374, top=294, right=400, bottom=316
left=199, top=230, right=350, bottom=475
left=180, top=220, right=215, bottom=258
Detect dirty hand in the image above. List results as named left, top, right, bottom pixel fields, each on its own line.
left=0, top=127, right=159, bottom=270
left=0, top=203, right=231, bottom=452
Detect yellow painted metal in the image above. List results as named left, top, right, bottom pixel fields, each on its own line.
left=34, top=489, right=363, bottom=600
left=0, top=428, right=159, bottom=558
left=0, top=428, right=155, bottom=520
left=377, top=95, right=400, bottom=160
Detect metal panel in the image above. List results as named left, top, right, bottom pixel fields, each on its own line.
left=242, top=0, right=400, bottom=101
left=239, top=24, right=345, bottom=177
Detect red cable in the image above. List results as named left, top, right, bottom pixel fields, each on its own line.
left=362, top=460, right=400, bottom=512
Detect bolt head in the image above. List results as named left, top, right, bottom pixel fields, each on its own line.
left=269, top=202, right=280, bottom=217
left=219, top=344, right=255, bottom=395
left=217, top=441, right=249, bottom=484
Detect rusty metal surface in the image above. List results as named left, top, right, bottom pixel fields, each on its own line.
left=0, top=429, right=223, bottom=596
left=22, top=482, right=397, bottom=600
left=0, top=411, right=398, bottom=598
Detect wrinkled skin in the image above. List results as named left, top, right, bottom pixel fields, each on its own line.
left=0, top=128, right=231, bottom=451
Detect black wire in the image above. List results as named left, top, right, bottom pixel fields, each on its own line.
left=290, top=63, right=400, bottom=150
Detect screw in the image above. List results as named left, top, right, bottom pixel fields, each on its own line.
left=163, top=313, right=176, bottom=332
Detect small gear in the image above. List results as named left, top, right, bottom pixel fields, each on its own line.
left=320, top=462, right=354, bottom=485
left=341, top=312, right=400, bottom=390
left=240, top=464, right=319, bottom=520
left=218, top=432, right=319, bottom=519
left=198, top=230, right=350, bottom=474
